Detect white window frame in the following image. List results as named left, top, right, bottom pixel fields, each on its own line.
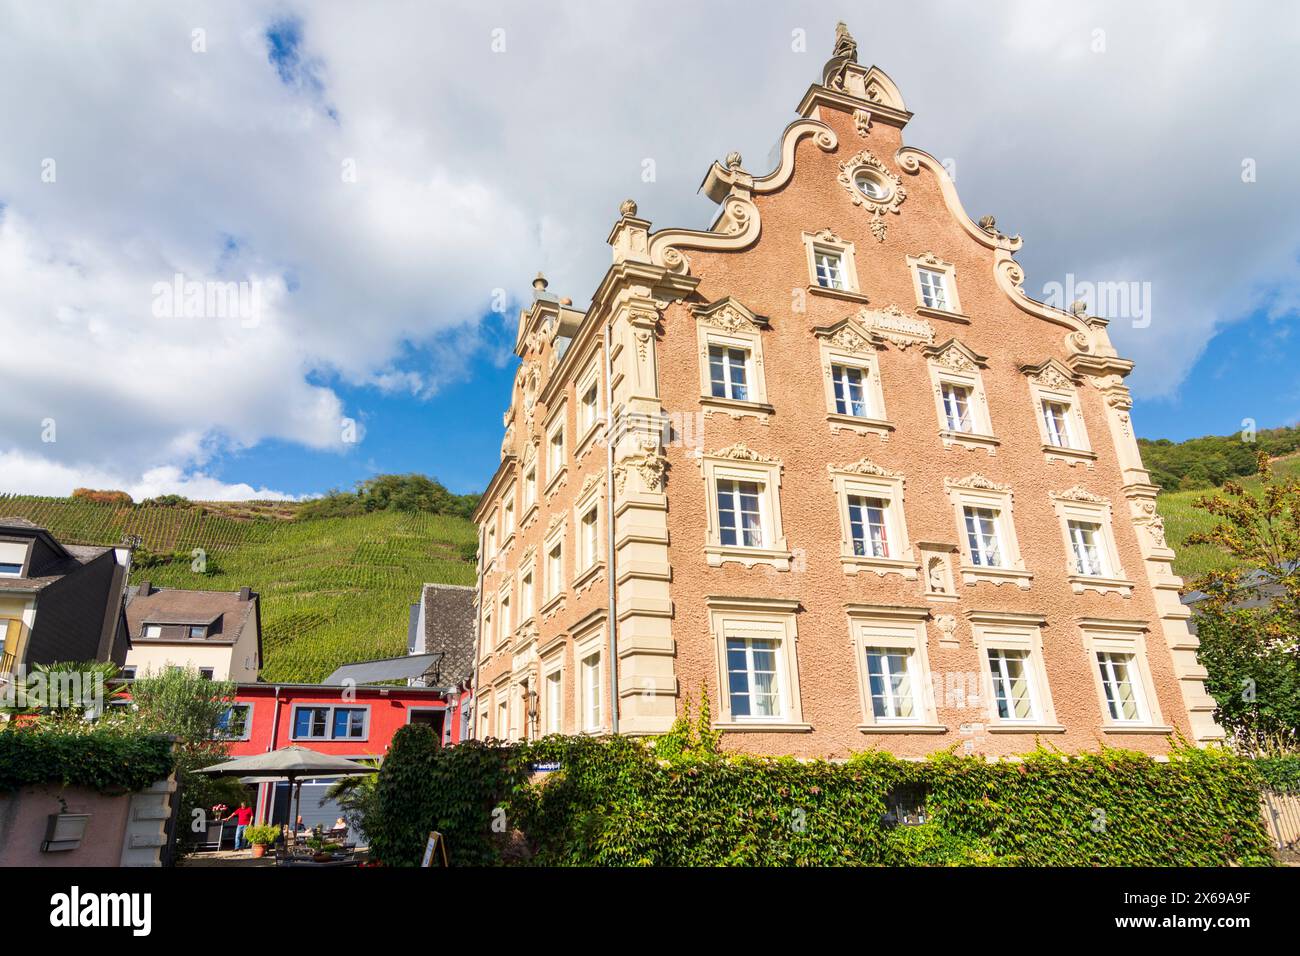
left=801, top=230, right=866, bottom=301
left=907, top=251, right=965, bottom=318
left=571, top=623, right=606, bottom=735
left=501, top=484, right=516, bottom=546
left=1049, top=488, right=1133, bottom=596
left=1022, top=361, right=1095, bottom=465
left=517, top=547, right=536, bottom=624
left=522, top=456, right=539, bottom=524
left=572, top=472, right=605, bottom=590
left=693, top=299, right=771, bottom=419
left=1079, top=619, right=1167, bottom=732
left=699, top=445, right=790, bottom=570
left=575, top=361, right=603, bottom=459
left=828, top=460, right=916, bottom=579
left=480, top=607, right=494, bottom=659
left=497, top=581, right=513, bottom=646
left=945, top=476, right=1032, bottom=589
left=926, top=340, right=997, bottom=452
left=967, top=611, right=1060, bottom=733
left=542, top=519, right=566, bottom=615
left=846, top=605, right=944, bottom=733
left=706, top=596, right=807, bottom=732
left=813, top=319, right=892, bottom=438
left=542, top=651, right=565, bottom=735
left=544, top=401, right=567, bottom=496
left=290, top=704, right=371, bottom=742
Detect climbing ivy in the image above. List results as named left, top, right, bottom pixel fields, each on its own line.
left=365, top=732, right=1275, bottom=867
left=0, top=724, right=175, bottom=794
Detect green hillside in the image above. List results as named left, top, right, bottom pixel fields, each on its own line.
left=0, top=495, right=477, bottom=682
left=1156, top=454, right=1300, bottom=581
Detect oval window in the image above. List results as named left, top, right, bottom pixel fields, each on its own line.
left=854, top=169, right=890, bottom=201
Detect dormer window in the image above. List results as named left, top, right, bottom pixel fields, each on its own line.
left=143, top=624, right=162, bottom=639
left=188, top=625, right=207, bottom=639
left=0, top=540, right=27, bottom=577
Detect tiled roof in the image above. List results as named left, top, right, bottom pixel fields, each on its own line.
left=420, top=583, right=476, bottom=685
left=125, top=586, right=257, bottom=646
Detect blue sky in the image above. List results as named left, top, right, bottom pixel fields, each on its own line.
left=1, top=1, right=1297, bottom=500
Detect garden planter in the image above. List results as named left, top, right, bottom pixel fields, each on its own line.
left=251, top=843, right=266, bottom=859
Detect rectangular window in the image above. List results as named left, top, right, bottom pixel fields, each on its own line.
left=143, top=624, right=163, bottom=639
left=581, top=653, right=601, bottom=731
left=0, top=563, right=21, bottom=576
left=814, top=249, right=845, bottom=290
left=941, top=382, right=973, bottom=432
left=918, top=267, right=949, bottom=310
left=963, top=506, right=1003, bottom=567
left=865, top=648, right=915, bottom=720
left=486, top=524, right=496, bottom=559
left=716, top=479, right=764, bottom=548
left=848, top=495, right=891, bottom=558
left=520, top=568, right=534, bottom=620
left=725, top=637, right=782, bottom=719
left=831, top=364, right=869, bottom=417
left=546, top=542, right=563, bottom=598
left=1068, top=520, right=1108, bottom=577
left=708, top=344, right=749, bottom=401
left=579, top=507, right=598, bottom=570
left=546, top=669, right=563, bottom=734
left=216, top=703, right=252, bottom=739
left=499, top=593, right=511, bottom=638
left=482, top=611, right=493, bottom=654
left=1096, top=652, right=1143, bottom=722
left=294, top=706, right=330, bottom=739
left=198, top=667, right=214, bottom=680
left=987, top=649, right=1036, bottom=721
left=548, top=428, right=565, bottom=477
left=497, top=698, right=509, bottom=740
left=579, top=380, right=599, bottom=432
left=1041, top=400, right=1073, bottom=448
left=332, top=707, right=366, bottom=739
left=524, top=465, right=537, bottom=509
left=503, top=498, right=515, bottom=536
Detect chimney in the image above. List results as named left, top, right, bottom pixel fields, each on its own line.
left=238, top=586, right=252, bottom=602
left=137, top=581, right=152, bottom=597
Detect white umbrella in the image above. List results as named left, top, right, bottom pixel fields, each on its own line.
left=198, top=746, right=377, bottom=842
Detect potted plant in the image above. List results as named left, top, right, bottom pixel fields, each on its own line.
left=243, top=824, right=279, bottom=858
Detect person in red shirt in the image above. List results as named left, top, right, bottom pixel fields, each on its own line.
left=224, top=802, right=255, bottom=850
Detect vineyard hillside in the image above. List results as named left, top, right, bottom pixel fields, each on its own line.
left=0, top=495, right=477, bottom=682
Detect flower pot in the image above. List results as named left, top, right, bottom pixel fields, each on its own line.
left=251, top=843, right=266, bottom=859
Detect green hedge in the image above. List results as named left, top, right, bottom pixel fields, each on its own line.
left=366, top=728, right=1275, bottom=866
left=0, top=726, right=175, bottom=794
left=1255, top=754, right=1300, bottom=794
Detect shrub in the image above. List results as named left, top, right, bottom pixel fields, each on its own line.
left=243, top=824, right=280, bottom=846
left=0, top=724, right=174, bottom=794
left=71, top=488, right=133, bottom=505
left=366, top=735, right=1274, bottom=867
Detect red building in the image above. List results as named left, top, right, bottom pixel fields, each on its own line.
left=216, top=680, right=470, bottom=832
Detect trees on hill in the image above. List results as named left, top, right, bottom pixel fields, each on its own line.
left=297, top=473, right=479, bottom=521
left=1139, top=425, right=1300, bottom=491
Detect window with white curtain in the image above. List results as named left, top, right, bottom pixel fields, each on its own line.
left=987, top=648, right=1037, bottom=721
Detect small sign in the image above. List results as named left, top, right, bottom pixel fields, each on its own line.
left=421, top=831, right=448, bottom=868
left=531, top=761, right=561, bottom=774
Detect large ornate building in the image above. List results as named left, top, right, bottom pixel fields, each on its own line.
left=469, top=24, right=1220, bottom=758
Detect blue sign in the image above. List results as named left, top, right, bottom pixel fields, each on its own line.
left=531, top=761, right=562, bottom=773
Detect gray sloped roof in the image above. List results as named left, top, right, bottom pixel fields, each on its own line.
left=325, top=653, right=441, bottom=686
left=420, top=583, right=476, bottom=685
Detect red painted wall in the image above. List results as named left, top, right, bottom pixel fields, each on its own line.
left=227, top=684, right=469, bottom=759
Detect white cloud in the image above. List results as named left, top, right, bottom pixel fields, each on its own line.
left=0, top=450, right=296, bottom=501
left=1, top=0, right=1298, bottom=496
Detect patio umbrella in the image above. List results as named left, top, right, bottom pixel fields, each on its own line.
left=198, top=746, right=378, bottom=843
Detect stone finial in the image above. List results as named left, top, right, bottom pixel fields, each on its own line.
left=833, top=22, right=858, bottom=63
left=725, top=151, right=743, bottom=170
left=619, top=198, right=638, bottom=218
left=978, top=215, right=998, bottom=234
left=1071, top=299, right=1088, bottom=317
left=532, top=272, right=548, bottom=292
